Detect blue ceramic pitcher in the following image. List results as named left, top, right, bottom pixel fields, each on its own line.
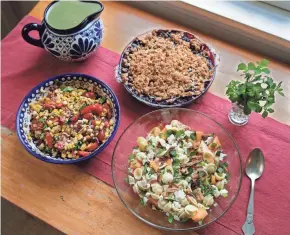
left=22, top=1, right=104, bottom=62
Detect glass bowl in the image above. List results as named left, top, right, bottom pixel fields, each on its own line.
left=112, top=108, right=242, bottom=231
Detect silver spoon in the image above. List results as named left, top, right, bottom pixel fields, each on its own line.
left=242, top=148, right=265, bottom=235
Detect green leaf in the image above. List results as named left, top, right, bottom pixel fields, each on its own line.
left=259, top=59, right=269, bottom=68
left=165, top=130, right=174, bottom=138
left=237, top=63, right=247, bottom=71
left=277, top=81, right=282, bottom=88
left=125, top=177, right=129, bottom=184
left=175, top=130, right=185, bottom=138
left=170, top=150, right=177, bottom=158
left=247, top=100, right=260, bottom=112
left=252, top=75, right=262, bottom=82
left=39, top=118, right=45, bottom=123
left=254, top=68, right=261, bottom=75
left=262, top=68, right=270, bottom=74
left=61, top=87, right=74, bottom=92
left=140, top=198, right=146, bottom=206
left=129, top=154, right=135, bottom=162
left=267, top=108, right=274, bottom=113
left=190, top=150, right=197, bottom=156
left=190, top=133, right=196, bottom=140
left=99, top=96, right=107, bottom=104
left=168, top=214, right=174, bottom=223
left=278, top=91, right=284, bottom=96
left=243, top=105, right=251, bottom=115
left=79, top=103, right=88, bottom=111
left=262, top=111, right=268, bottom=118
left=248, top=62, right=256, bottom=70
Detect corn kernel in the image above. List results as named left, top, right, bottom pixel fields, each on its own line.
left=95, top=120, right=101, bottom=125
left=109, top=120, right=114, bottom=125
left=77, top=134, right=83, bottom=140
left=61, top=152, right=67, bottom=159
left=46, top=120, right=53, bottom=127
left=80, top=143, right=87, bottom=151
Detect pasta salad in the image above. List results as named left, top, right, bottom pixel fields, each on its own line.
left=126, top=120, right=229, bottom=224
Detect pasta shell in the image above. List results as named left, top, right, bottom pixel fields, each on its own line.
left=133, top=183, right=140, bottom=194
left=163, top=202, right=172, bottom=212
left=203, top=195, right=214, bottom=206
left=133, top=168, right=143, bottom=180
left=206, top=163, right=217, bottom=174
left=181, top=198, right=189, bottom=207
left=128, top=175, right=135, bottom=185
left=185, top=204, right=198, bottom=216
left=137, top=180, right=149, bottom=191
left=162, top=172, right=173, bottom=184
left=214, top=172, right=226, bottom=181
left=157, top=200, right=168, bottom=210
left=151, top=183, right=163, bottom=195
left=187, top=196, right=198, bottom=206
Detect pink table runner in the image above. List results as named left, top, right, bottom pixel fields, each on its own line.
left=2, top=16, right=290, bottom=235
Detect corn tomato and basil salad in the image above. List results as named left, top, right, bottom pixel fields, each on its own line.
left=28, top=81, right=115, bottom=159
left=126, top=120, right=229, bottom=224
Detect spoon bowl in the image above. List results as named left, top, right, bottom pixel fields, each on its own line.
left=245, top=148, right=265, bottom=180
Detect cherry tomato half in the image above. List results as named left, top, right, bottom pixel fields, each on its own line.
left=83, top=113, right=94, bottom=120
left=70, top=114, right=80, bottom=123
left=81, top=104, right=103, bottom=115
left=78, top=151, right=91, bottom=157
left=97, top=130, right=105, bottom=142
left=45, top=133, right=53, bottom=149
left=31, top=119, right=43, bottom=131
left=83, top=92, right=95, bottom=99
left=86, top=142, right=99, bottom=151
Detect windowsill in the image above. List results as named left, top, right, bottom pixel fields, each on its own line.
left=183, top=0, right=290, bottom=42
left=127, top=1, right=290, bottom=64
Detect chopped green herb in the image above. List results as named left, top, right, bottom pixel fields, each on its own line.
left=157, top=148, right=166, bottom=156
left=125, top=177, right=129, bottom=184
left=201, top=184, right=214, bottom=196
left=198, top=220, right=203, bottom=225
left=190, top=133, right=196, bottom=140
left=148, top=168, right=155, bottom=176
left=217, top=168, right=224, bottom=173
left=190, top=150, right=197, bottom=157
left=61, top=87, right=74, bottom=92
left=180, top=218, right=189, bottom=223
left=140, top=198, right=146, bottom=206
left=40, top=133, right=45, bottom=139
left=167, top=193, right=174, bottom=201
left=65, top=119, right=71, bottom=124
left=75, top=141, right=83, bottom=150
left=186, top=167, right=194, bottom=176
left=54, top=136, right=60, bottom=141
left=39, top=118, right=45, bottom=123
left=168, top=214, right=174, bottom=223
left=173, top=158, right=180, bottom=166
left=165, top=130, right=174, bottom=138
left=175, top=130, right=185, bottom=138
left=43, top=124, right=48, bottom=129
left=79, top=103, right=88, bottom=111
left=170, top=150, right=177, bottom=158
left=211, top=142, right=217, bottom=148
left=225, top=172, right=230, bottom=180
left=129, top=154, right=135, bottom=162
left=99, top=96, right=107, bottom=104
left=216, top=150, right=221, bottom=156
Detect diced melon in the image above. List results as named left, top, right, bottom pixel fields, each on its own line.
left=159, top=128, right=167, bottom=140
left=211, top=175, right=216, bottom=185
left=130, top=160, right=142, bottom=169
left=196, top=131, right=203, bottom=142
left=192, top=208, right=208, bottom=222
left=166, top=158, right=172, bottom=166
left=150, top=160, right=159, bottom=172
left=209, top=136, right=221, bottom=151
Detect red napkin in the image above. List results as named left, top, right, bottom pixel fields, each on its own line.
left=2, top=16, right=290, bottom=235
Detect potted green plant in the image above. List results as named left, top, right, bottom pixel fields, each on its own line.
left=226, top=59, right=284, bottom=126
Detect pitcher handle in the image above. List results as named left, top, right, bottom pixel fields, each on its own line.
left=22, top=23, right=44, bottom=48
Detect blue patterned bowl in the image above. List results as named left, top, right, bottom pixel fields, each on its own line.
left=16, top=73, right=120, bottom=164
left=22, top=1, right=104, bottom=62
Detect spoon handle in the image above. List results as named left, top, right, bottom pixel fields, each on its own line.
left=242, top=178, right=255, bottom=235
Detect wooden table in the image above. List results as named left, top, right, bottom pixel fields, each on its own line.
left=2, top=2, right=290, bottom=235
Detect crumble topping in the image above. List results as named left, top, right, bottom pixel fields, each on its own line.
left=120, top=30, right=214, bottom=101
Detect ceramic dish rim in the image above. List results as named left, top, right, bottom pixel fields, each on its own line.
left=117, top=29, right=219, bottom=108
left=16, top=73, right=120, bottom=164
